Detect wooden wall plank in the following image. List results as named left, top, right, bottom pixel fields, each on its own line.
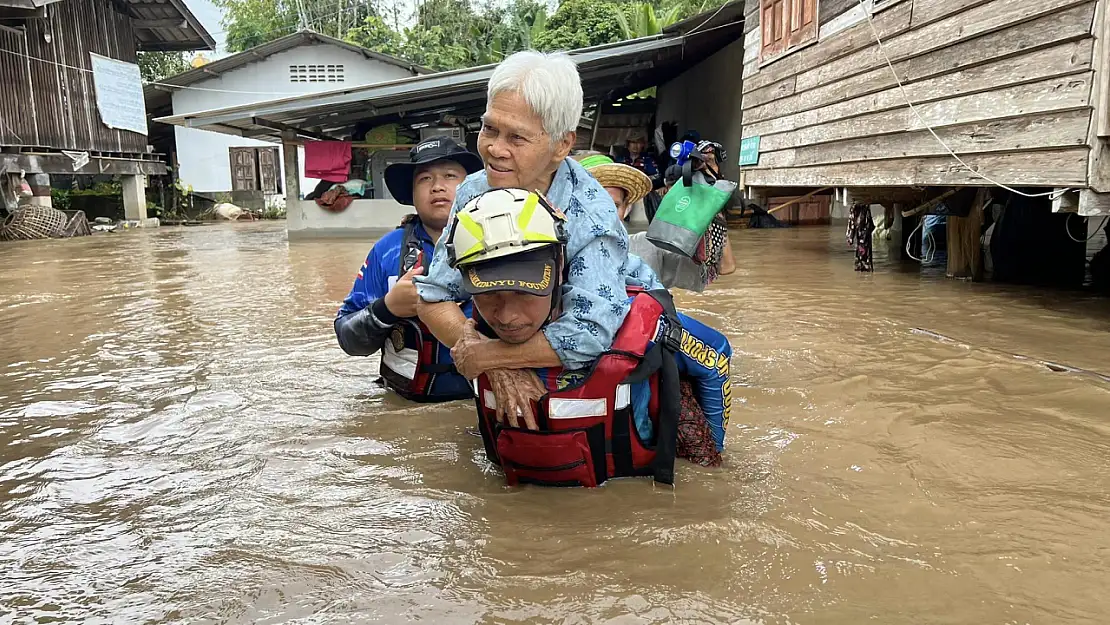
left=754, top=109, right=1091, bottom=168
left=741, top=0, right=912, bottom=93
left=744, top=0, right=759, bottom=34
left=753, top=73, right=1093, bottom=152
left=741, top=148, right=1090, bottom=187
left=742, top=75, right=797, bottom=109
left=744, top=3, right=1095, bottom=124
left=797, top=0, right=1091, bottom=94
left=745, top=45, right=1094, bottom=141
left=911, top=0, right=994, bottom=27
left=1086, top=0, right=1110, bottom=192
left=743, top=27, right=760, bottom=64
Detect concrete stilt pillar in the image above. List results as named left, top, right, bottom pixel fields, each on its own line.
left=27, top=173, right=52, bottom=207
left=282, top=132, right=303, bottom=231
left=122, top=175, right=147, bottom=221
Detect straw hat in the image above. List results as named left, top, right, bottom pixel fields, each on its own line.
left=574, top=153, right=652, bottom=206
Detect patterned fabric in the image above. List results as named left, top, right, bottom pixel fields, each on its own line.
left=678, top=380, right=722, bottom=467
left=846, top=204, right=876, bottom=272
left=699, top=215, right=730, bottom=286
left=415, top=158, right=663, bottom=369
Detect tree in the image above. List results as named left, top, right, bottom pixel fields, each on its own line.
left=137, top=51, right=191, bottom=82
left=613, top=2, right=685, bottom=40
left=344, top=14, right=402, bottom=56
left=532, top=0, right=625, bottom=52
left=214, top=0, right=383, bottom=52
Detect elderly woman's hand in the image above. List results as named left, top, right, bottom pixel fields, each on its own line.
left=486, top=368, right=546, bottom=430
left=450, top=319, right=494, bottom=380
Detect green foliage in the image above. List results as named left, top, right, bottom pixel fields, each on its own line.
left=215, top=0, right=731, bottom=71
left=533, top=0, right=625, bottom=52
left=344, top=15, right=402, bottom=56
left=613, top=2, right=685, bottom=40
left=71, top=181, right=123, bottom=197
left=137, top=51, right=191, bottom=82
left=215, top=0, right=377, bottom=52
left=50, top=188, right=71, bottom=211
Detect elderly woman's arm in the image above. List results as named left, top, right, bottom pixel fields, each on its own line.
left=414, top=194, right=562, bottom=373
left=415, top=244, right=562, bottom=369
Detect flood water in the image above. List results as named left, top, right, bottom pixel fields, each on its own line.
left=2, top=221, right=1109, bottom=625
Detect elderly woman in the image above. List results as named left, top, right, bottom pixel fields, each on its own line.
left=415, top=50, right=662, bottom=422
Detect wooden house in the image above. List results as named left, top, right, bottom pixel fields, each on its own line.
left=736, top=0, right=1110, bottom=219
left=0, top=0, right=213, bottom=218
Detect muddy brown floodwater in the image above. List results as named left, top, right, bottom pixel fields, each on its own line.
left=2, top=222, right=1110, bottom=625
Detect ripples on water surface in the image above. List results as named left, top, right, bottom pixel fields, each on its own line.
left=1, top=223, right=1109, bottom=624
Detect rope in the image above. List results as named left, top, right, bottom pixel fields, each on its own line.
left=857, top=0, right=1071, bottom=200
left=1065, top=213, right=1110, bottom=244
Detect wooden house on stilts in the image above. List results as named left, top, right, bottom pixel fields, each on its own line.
left=737, top=0, right=1110, bottom=280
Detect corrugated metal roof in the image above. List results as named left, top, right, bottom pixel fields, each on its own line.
left=154, top=13, right=745, bottom=142
left=127, top=0, right=215, bottom=51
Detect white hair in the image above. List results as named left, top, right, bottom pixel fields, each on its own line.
left=487, top=50, right=583, bottom=140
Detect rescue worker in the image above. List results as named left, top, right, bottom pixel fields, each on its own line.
left=334, top=136, right=483, bottom=402
left=446, top=188, right=734, bottom=487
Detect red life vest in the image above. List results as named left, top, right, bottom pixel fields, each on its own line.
left=474, top=289, right=684, bottom=488
left=380, top=219, right=471, bottom=402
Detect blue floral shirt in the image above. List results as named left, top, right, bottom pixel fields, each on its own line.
left=414, top=157, right=663, bottom=369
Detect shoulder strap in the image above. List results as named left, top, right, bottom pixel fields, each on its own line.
left=624, top=288, right=683, bottom=486
left=399, top=217, right=424, bottom=275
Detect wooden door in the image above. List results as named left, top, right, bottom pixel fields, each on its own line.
left=788, top=0, right=817, bottom=48
left=761, top=0, right=817, bottom=60
left=760, top=0, right=789, bottom=59
left=229, top=147, right=259, bottom=192
left=257, top=147, right=280, bottom=194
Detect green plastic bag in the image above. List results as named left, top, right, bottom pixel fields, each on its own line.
left=647, top=177, right=736, bottom=258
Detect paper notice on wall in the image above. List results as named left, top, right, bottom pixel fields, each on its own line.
left=90, top=53, right=148, bottom=136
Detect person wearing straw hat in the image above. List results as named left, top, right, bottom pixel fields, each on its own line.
left=575, top=152, right=728, bottom=293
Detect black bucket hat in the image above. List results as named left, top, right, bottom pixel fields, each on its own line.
left=384, top=136, right=483, bottom=205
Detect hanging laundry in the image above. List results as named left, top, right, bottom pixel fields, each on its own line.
left=304, top=140, right=352, bottom=183
left=846, top=203, right=876, bottom=272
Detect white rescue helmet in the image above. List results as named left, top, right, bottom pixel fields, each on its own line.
left=446, top=188, right=567, bottom=268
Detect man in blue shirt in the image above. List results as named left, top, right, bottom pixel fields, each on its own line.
left=334, top=136, right=483, bottom=402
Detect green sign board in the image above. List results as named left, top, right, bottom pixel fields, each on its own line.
left=738, top=135, right=760, bottom=167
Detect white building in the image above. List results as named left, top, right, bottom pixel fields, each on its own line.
left=145, top=31, right=425, bottom=203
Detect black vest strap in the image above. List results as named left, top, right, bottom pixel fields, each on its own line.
left=421, top=362, right=457, bottom=374
left=398, top=216, right=424, bottom=275
left=623, top=288, right=683, bottom=486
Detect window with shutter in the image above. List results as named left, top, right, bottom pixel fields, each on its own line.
left=760, top=0, right=818, bottom=61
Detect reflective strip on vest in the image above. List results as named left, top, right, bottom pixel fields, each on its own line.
left=483, top=389, right=497, bottom=410
left=381, top=343, right=418, bottom=380
left=615, top=383, right=630, bottom=410
left=548, top=397, right=607, bottom=419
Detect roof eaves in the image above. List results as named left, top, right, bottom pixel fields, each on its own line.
left=129, top=0, right=216, bottom=50
left=155, top=35, right=686, bottom=129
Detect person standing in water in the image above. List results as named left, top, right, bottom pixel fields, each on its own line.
left=334, top=137, right=483, bottom=402
left=575, top=151, right=734, bottom=292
